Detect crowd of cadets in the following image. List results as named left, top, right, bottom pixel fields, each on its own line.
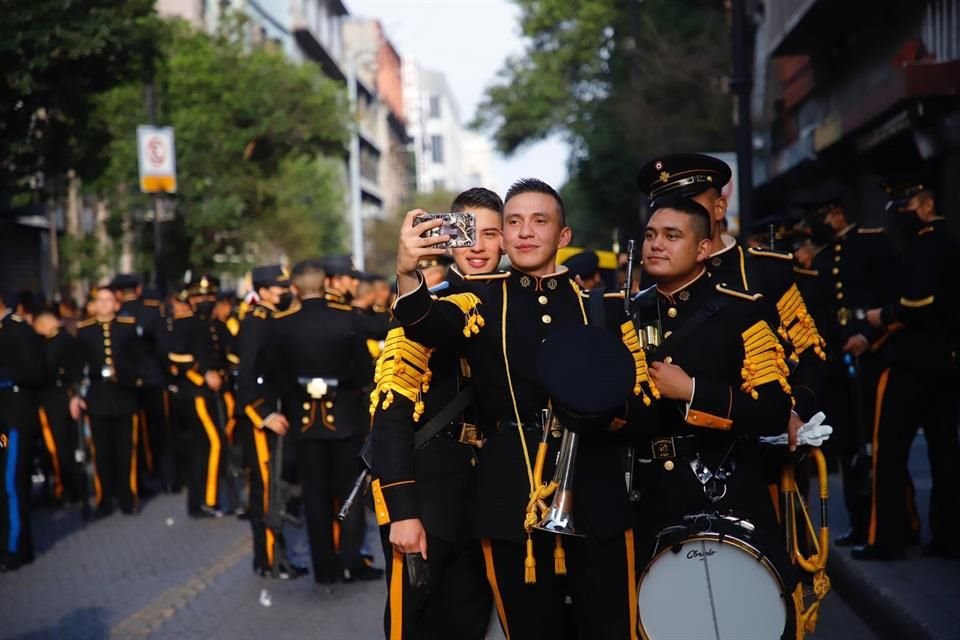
left=1, top=157, right=956, bottom=640
left=0, top=258, right=392, bottom=583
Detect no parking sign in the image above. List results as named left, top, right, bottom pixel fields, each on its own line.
left=137, top=125, right=177, bottom=193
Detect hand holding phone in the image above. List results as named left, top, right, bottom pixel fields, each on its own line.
left=412, top=212, right=476, bottom=249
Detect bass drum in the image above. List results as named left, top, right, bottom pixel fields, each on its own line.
left=637, top=515, right=790, bottom=640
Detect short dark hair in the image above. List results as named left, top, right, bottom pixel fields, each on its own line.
left=915, top=188, right=936, bottom=207
left=650, top=195, right=711, bottom=240
left=451, top=187, right=503, bottom=214
left=504, top=178, right=566, bottom=225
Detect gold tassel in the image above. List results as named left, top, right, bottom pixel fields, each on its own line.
left=524, top=535, right=537, bottom=584
left=554, top=535, right=566, bottom=575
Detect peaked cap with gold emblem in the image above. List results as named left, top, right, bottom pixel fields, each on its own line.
left=638, top=153, right=732, bottom=200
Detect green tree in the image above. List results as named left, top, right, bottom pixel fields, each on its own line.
left=474, top=0, right=733, bottom=245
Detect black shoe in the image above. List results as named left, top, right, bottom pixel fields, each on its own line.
left=257, top=565, right=309, bottom=580
left=851, top=545, right=906, bottom=561
left=921, top=540, right=960, bottom=559
left=189, top=505, right=223, bottom=519
left=121, top=506, right=141, bottom=516
left=906, top=528, right=922, bottom=546
left=95, top=506, right=115, bottom=519
left=341, top=565, right=385, bottom=583
left=236, top=509, right=250, bottom=521
left=834, top=529, right=866, bottom=547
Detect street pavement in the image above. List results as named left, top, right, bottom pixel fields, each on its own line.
left=3, top=489, right=878, bottom=639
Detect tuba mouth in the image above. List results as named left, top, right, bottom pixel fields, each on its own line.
left=533, top=429, right=585, bottom=537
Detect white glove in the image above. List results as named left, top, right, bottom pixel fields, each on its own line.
left=760, top=411, right=834, bottom=447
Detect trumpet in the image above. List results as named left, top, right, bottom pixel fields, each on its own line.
left=534, top=428, right=583, bottom=537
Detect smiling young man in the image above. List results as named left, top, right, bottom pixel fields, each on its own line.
left=371, top=187, right=502, bottom=640
left=630, top=196, right=799, bottom=639
left=391, top=179, right=647, bottom=640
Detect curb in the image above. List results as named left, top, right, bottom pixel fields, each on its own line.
left=827, top=544, right=932, bottom=640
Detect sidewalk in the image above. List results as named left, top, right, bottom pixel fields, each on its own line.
left=825, top=433, right=960, bottom=640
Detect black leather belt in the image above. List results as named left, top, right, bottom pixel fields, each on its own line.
left=434, top=422, right=483, bottom=447
left=494, top=416, right=547, bottom=434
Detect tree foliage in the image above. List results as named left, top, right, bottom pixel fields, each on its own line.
left=474, top=0, right=733, bottom=246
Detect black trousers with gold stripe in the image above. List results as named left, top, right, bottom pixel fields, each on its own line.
left=184, top=387, right=226, bottom=514
left=482, top=531, right=638, bottom=640
left=247, top=420, right=292, bottom=572
left=38, top=391, right=78, bottom=502
left=380, top=530, right=491, bottom=639
left=869, top=367, right=960, bottom=550
left=89, top=413, right=138, bottom=513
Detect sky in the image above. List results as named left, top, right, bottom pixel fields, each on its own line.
left=345, top=0, right=569, bottom=193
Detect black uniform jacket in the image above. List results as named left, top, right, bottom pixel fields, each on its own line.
left=630, top=271, right=793, bottom=542
left=118, top=297, right=167, bottom=388
left=268, top=297, right=373, bottom=441
left=706, top=235, right=826, bottom=418
left=370, top=270, right=482, bottom=544
left=880, top=217, right=960, bottom=373
left=39, top=330, right=81, bottom=403
left=393, top=267, right=654, bottom=544
left=0, top=311, right=45, bottom=392
left=236, top=303, right=280, bottom=426
left=168, top=311, right=235, bottom=393
left=74, top=317, right=143, bottom=417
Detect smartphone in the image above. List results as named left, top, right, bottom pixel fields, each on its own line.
left=413, top=211, right=476, bottom=249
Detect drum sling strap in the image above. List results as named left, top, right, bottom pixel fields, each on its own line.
left=413, top=387, right=476, bottom=450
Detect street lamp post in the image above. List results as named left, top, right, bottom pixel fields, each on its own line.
left=730, top=0, right=755, bottom=232
left=346, top=58, right=364, bottom=271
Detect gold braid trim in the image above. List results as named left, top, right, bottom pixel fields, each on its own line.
left=776, top=284, right=826, bottom=361
left=369, top=327, right=433, bottom=422
left=440, top=292, right=485, bottom=337
left=620, top=321, right=660, bottom=405
left=741, top=321, right=792, bottom=399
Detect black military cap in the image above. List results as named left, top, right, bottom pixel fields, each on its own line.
left=323, top=254, right=360, bottom=277
left=186, top=274, right=220, bottom=295
left=141, top=288, right=162, bottom=301
left=638, top=153, right=732, bottom=200
left=109, top=273, right=141, bottom=291
left=537, top=325, right=636, bottom=432
left=562, top=251, right=600, bottom=280
left=882, top=179, right=927, bottom=211
left=251, top=264, right=290, bottom=288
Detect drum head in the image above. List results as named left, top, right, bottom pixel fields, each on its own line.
left=638, top=534, right=786, bottom=639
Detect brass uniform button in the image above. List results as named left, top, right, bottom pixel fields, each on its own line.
left=541, top=314, right=552, bottom=324
left=104, top=348, right=112, bottom=355
left=832, top=267, right=839, bottom=275
left=835, top=281, right=843, bottom=289
left=104, top=338, right=111, bottom=346
left=302, top=402, right=311, bottom=410
left=664, top=460, right=675, bottom=471
left=834, top=255, right=841, bottom=262
left=836, top=292, right=844, bottom=300
left=538, top=295, right=548, bottom=305
left=325, top=401, right=334, bottom=409
left=834, top=244, right=842, bottom=252
left=301, top=416, right=310, bottom=425
left=667, top=307, right=678, bottom=318
left=663, top=331, right=673, bottom=339
left=326, top=415, right=335, bottom=424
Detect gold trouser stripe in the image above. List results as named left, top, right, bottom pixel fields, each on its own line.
left=625, top=530, right=638, bottom=640
left=389, top=549, right=404, bottom=640
left=867, top=368, right=891, bottom=545
left=130, top=414, right=139, bottom=499
left=37, top=407, right=64, bottom=499
left=223, top=391, right=236, bottom=441
left=481, top=539, right=511, bottom=640
left=252, top=427, right=273, bottom=567
left=768, top=483, right=781, bottom=523
left=333, top=516, right=341, bottom=553
left=139, top=409, right=154, bottom=473
left=194, top=396, right=221, bottom=507
left=87, top=423, right=103, bottom=507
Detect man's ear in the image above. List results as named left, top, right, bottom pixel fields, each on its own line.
left=695, top=237, right=713, bottom=263
left=558, top=226, right=573, bottom=250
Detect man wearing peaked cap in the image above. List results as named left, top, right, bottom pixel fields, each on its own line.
left=637, top=152, right=732, bottom=202
left=236, top=264, right=305, bottom=579
left=322, top=255, right=359, bottom=305
left=112, top=273, right=173, bottom=495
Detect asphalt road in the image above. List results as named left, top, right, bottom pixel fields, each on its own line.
left=1, top=493, right=877, bottom=639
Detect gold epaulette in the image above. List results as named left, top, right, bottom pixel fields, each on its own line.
left=273, top=306, right=300, bottom=319
left=117, top=316, right=136, bottom=324
left=169, top=352, right=194, bottom=364
left=226, top=316, right=240, bottom=336
left=741, top=320, right=792, bottom=399
left=857, top=227, right=885, bottom=234
left=793, top=267, right=819, bottom=276
left=143, top=299, right=161, bottom=307
left=748, top=246, right=794, bottom=261
left=619, top=321, right=660, bottom=405
left=440, top=292, right=485, bottom=337
left=252, top=308, right=269, bottom=320
left=918, top=226, right=935, bottom=236
left=900, top=295, right=934, bottom=308
left=579, top=291, right=625, bottom=299
left=174, top=310, right=193, bottom=320
left=369, top=327, right=433, bottom=422
left=716, top=283, right=763, bottom=301
left=463, top=271, right=510, bottom=281
left=775, top=284, right=826, bottom=361
left=327, top=302, right=353, bottom=312
left=77, top=318, right=96, bottom=328
left=227, top=353, right=240, bottom=365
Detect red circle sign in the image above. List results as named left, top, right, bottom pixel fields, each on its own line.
left=147, top=136, right=166, bottom=166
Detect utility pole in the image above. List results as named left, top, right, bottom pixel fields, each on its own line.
left=730, top=0, right=754, bottom=232
left=347, top=59, right=365, bottom=270
left=145, top=81, right=167, bottom=297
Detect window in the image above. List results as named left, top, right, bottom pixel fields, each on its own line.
left=428, top=95, right=441, bottom=119
left=433, top=178, right=446, bottom=191
left=431, top=135, right=444, bottom=164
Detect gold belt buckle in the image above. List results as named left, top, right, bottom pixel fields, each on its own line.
left=306, top=378, right=328, bottom=399
left=459, top=423, right=483, bottom=448
left=651, top=437, right=676, bottom=459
